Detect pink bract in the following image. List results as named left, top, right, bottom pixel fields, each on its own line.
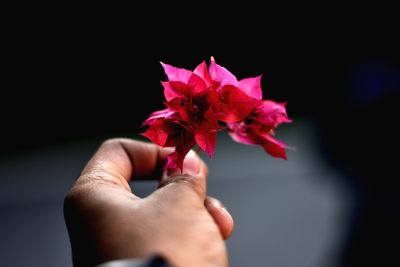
left=142, top=58, right=291, bottom=171
left=228, top=101, right=291, bottom=159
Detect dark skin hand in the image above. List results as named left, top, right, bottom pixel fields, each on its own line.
left=64, top=139, right=234, bottom=267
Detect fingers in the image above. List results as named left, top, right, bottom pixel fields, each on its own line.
left=157, top=153, right=234, bottom=239
left=81, top=139, right=171, bottom=184
left=205, top=197, right=234, bottom=240
left=159, top=150, right=208, bottom=200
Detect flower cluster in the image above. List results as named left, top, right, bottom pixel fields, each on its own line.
left=142, top=57, right=291, bottom=170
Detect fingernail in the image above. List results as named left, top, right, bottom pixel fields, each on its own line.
left=221, top=206, right=229, bottom=215
left=214, top=200, right=229, bottom=215
left=213, top=199, right=225, bottom=209
left=167, top=150, right=200, bottom=176
left=219, top=203, right=229, bottom=214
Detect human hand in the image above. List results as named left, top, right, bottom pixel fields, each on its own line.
left=64, top=139, right=234, bottom=267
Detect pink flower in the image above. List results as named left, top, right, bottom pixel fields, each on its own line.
left=161, top=62, right=221, bottom=159
left=141, top=58, right=291, bottom=171
left=209, top=57, right=263, bottom=100
left=208, top=57, right=262, bottom=123
left=142, top=109, right=196, bottom=170
left=143, top=61, right=220, bottom=170
left=227, top=100, right=292, bottom=159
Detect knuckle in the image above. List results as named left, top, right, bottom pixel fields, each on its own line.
left=100, top=138, right=123, bottom=148
left=100, top=138, right=144, bottom=152
left=161, top=174, right=205, bottom=198
left=63, top=186, right=82, bottom=214
left=64, top=182, right=87, bottom=206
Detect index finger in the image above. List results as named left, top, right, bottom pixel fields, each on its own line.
left=81, top=138, right=171, bottom=185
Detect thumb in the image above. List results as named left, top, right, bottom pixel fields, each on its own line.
left=205, top=197, right=234, bottom=240
left=159, top=150, right=208, bottom=201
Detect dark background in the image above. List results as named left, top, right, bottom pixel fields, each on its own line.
left=4, top=7, right=398, bottom=153
left=1, top=6, right=399, bottom=267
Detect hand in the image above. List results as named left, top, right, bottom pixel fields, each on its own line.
left=64, top=139, right=234, bottom=267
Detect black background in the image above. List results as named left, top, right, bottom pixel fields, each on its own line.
left=3, top=6, right=398, bottom=154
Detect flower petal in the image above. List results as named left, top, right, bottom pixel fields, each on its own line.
left=188, top=73, right=208, bottom=95
left=237, top=76, right=263, bottom=100
left=141, top=118, right=183, bottom=147
left=195, top=131, right=216, bottom=158
left=141, top=126, right=169, bottom=147
left=193, top=61, right=213, bottom=87
left=160, top=62, right=192, bottom=83
left=165, top=130, right=196, bottom=171
left=164, top=151, right=180, bottom=170
left=209, top=57, right=237, bottom=86
left=191, top=108, right=220, bottom=134
left=227, top=125, right=257, bottom=146
left=255, top=100, right=292, bottom=127
left=162, top=81, right=190, bottom=101
left=218, top=85, right=260, bottom=122
left=208, top=89, right=220, bottom=113
left=260, top=134, right=287, bottom=159
left=142, top=108, right=176, bottom=126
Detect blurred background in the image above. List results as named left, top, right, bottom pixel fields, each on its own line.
left=1, top=6, right=399, bottom=267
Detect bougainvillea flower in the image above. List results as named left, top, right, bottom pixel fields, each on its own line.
left=142, top=61, right=220, bottom=170
left=160, top=62, right=221, bottom=158
left=142, top=108, right=180, bottom=147
left=207, top=57, right=262, bottom=122
left=209, top=57, right=263, bottom=100
left=213, top=85, right=261, bottom=123
left=142, top=110, right=196, bottom=170
left=227, top=100, right=292, bottom=159
left=142, top=58, right=291, bottom=171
